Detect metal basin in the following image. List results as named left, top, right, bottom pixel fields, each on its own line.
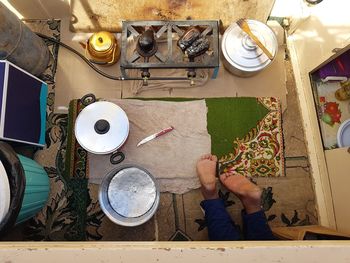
left=221, top=19, right=278, bottom=77
left=99, top=165, right=160, bottom=227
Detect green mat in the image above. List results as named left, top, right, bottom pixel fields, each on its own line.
left=206, top=97, right=284, bottom=178
left=206, top=97, right=269, bottom=157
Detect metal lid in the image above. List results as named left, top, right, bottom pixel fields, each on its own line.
left=108, top=167, right=156, bottom=218
left=222, top=19, right=278, bottom=73
left=337, top=118, right=350, bottom=147
left=0, top=160, right=10, bottom=223
left=75, top=101, right=129, bottom=154
left=99, top=165, right=160, bottom=227
left=88, top=31, right=115, bottom=53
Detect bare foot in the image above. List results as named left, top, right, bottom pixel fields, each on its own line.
left=219, top=173, right=262, bottom=214
left=196, top=154, right=219, bottom=200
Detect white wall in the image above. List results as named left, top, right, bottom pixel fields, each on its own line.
left=1, top=241, right=350, bottom=263
left=1, top=0, right=71, bottom=19
left=0, top=0, right=23, bottom=18
left=287, top=0, right=350, bottom=228
left=290, top=0, right=350, bottom=72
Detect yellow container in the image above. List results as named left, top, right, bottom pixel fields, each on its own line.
left=84, top=31, right=120, bottom=66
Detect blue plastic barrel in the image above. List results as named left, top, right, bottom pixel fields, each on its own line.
left=16, top=155, right=49, bottom=224
left=0, top=142, right=49, bottom=236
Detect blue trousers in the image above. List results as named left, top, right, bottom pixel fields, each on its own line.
left=201, top=198, right=276, bottom=241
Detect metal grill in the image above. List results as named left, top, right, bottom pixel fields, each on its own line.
left=120, top=20, right=219, bottom=85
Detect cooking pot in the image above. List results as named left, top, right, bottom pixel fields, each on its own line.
left=81, top=31, right=120, bottom=66
left=99, top=165, right=160, bottom=227
left=221, top=19, right=278, bottom=77
left=74, top=94, right=129, bottom=164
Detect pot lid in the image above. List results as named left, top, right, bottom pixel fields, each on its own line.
left=0, top=160, right=10, bottom=223
left=107, top=167, right=157, bottom=218
left=337, top=118, right=350, bottom=147
left=89, top=31, right=115, bottom=53
left=222, top=19, right=278, bottom=73
left=75, top=101, right=129, bottom=154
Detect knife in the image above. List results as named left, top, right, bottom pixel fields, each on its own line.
left=137, top=126, right=174, bottom=147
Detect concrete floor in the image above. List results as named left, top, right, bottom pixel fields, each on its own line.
left=283, top=59, right=308, bottom=158
left=0, top=9, right=318, bottom=240
left=83, top=53, right=318, bottom=241
left=1, top=27, right=318, bottom=242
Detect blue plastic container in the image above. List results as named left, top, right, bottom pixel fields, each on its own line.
left=16, top=155, right=49, bottom=224
left=0, top=142, right=49, bottom=235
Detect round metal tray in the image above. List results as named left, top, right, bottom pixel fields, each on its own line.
left=337, top=118, right=350, bottom=147
left=99, top=165, right=160, bottom=227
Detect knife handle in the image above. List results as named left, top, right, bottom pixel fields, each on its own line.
left=155, top=126, right=174, bottom=137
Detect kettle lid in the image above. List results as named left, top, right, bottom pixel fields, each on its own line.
left=89, top=31, right=115, bottom=52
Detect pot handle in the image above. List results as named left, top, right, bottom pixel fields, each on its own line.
left=81, top=93, right=96, bottom=106
left=110, top=151, right=125, bottom=165
left=90, top=43, right=117, bottom=65
left=89, top=60, right=108, bottom=65
left=107, top=43, right=117, bottom=65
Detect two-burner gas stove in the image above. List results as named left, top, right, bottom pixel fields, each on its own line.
left=120, top=20, right=219, bottom=86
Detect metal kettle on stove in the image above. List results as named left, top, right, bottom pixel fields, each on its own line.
left=81, top=31, right=120, bottom=66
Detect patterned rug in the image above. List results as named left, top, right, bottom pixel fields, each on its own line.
left=15, top=19, right=103, bottom=241
left=206, top=97, right=284, bottom=178
left=1, top=19, right=317, bottom=241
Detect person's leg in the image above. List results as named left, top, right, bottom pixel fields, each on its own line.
left=197, top=154, right=241, bottom=241
left=241, top=209, right=276, bottom=240
left=219, top=174, right=276, bottom=240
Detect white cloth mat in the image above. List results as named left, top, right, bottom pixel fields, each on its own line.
left=88, top=99, right=211, bottom=194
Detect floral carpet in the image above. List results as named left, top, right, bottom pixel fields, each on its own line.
left=1, top=19, right=317, bottom=241
left=206, top=97, right=284, bottom=178
left=19, top=19, right=103, bottom=241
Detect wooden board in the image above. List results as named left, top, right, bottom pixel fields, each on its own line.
left=272, top=225, right=350, bottom=240
left=325, top=148, right=350, bottom=234
left=287, top=0, right=350, bottom=229
left=70, top=0, right=275, bottom=32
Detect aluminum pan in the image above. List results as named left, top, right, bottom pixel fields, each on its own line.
left=221, top=19, right=278, bottom=76
left=99, top=165, right=160, bottom=227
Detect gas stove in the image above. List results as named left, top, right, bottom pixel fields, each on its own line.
left=120, top=20, right=219, bottom=86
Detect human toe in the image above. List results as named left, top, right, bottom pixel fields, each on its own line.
left=200, top=154, right=212, bottom=160
left=210, top=155, right=218, bottom=162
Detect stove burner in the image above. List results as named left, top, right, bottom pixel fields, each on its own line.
left=136, top=29, right=158, bottom=57
left=177, top=27, right=201, bottom=51
left=185, top=37, right=210, bottom=59
left=120, top=20, right=219, bottom=86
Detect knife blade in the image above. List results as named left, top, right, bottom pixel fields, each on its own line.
left=137, top=126, right=174, bottom=147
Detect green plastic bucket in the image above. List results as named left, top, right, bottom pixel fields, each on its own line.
left=16, top=155, right=49, bottom=224
left=0, top=142, right=49, bottom=236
